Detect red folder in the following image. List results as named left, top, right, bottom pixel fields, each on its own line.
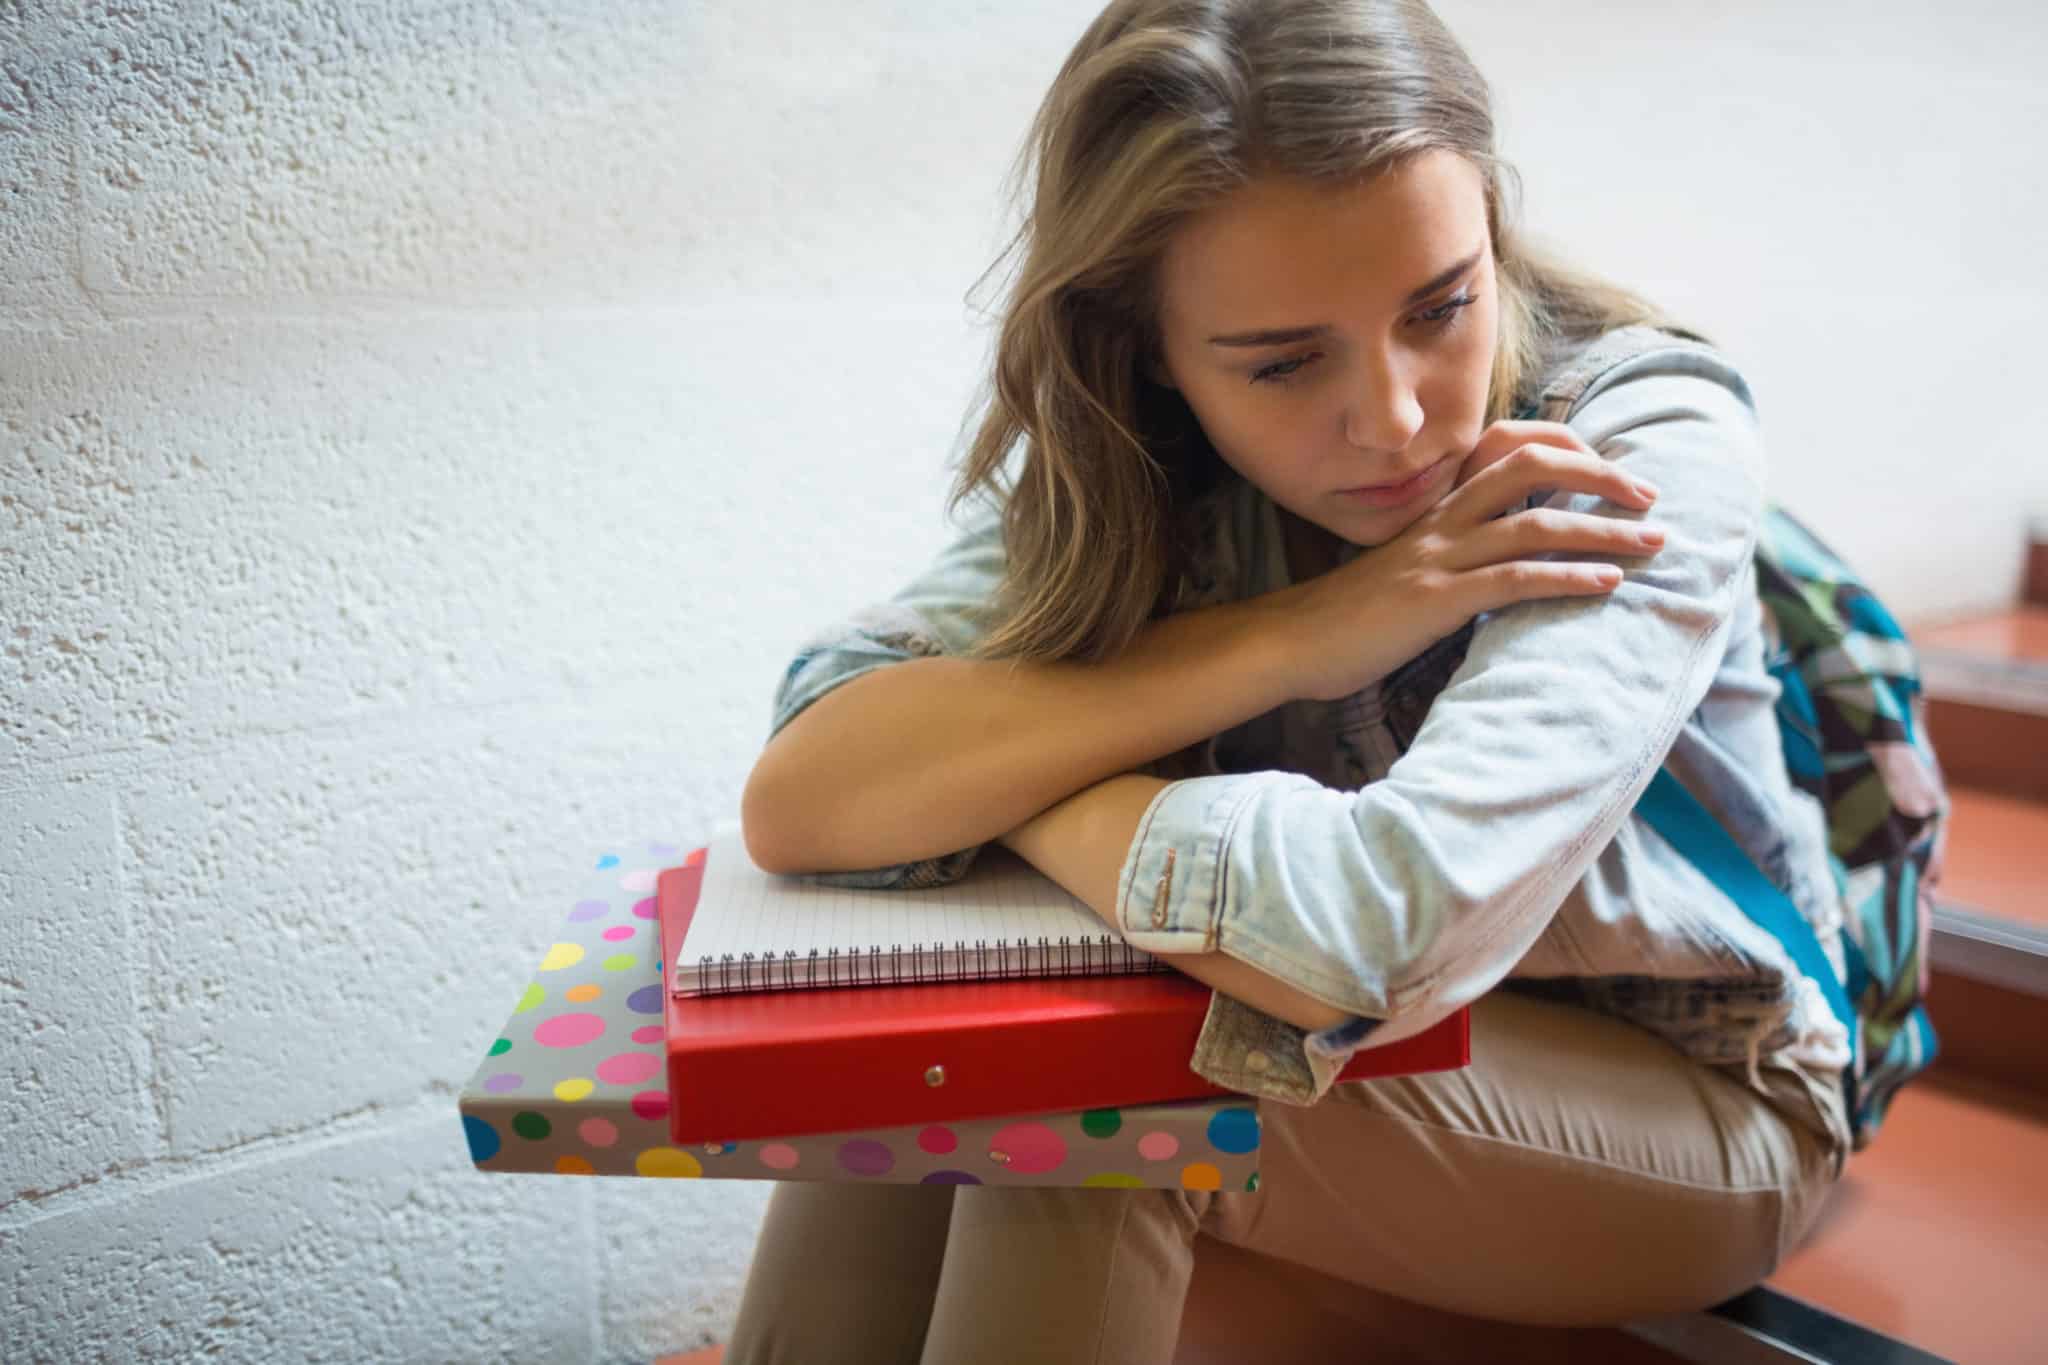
left=657, top=855, right=1469, bottom=1143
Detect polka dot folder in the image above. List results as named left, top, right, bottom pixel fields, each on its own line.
left=460, top=839, right=1272, bottom=1188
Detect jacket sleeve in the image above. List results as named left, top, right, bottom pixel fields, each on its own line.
left=761, top=491, right=1008, bottom=890
left=1112, top=343, right=1771, bottom=1105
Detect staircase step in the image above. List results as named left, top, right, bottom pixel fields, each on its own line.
left=1913, top=604, right=2048, bottom=667
left=1923, top=697, right=2048, bottom=801
left=1633, top=1287, right=1954, bottom=1364
left=1912, top=606, right=2048, bottom=801
left=1764, top=1074, right=2048, bottom=1365
left=1935, top=787, right=2048, bottom=930
left=1927, top=960, right=2048, bottom=1096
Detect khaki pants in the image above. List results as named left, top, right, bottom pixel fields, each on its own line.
left=725, top=990, right=1842, bottom=1365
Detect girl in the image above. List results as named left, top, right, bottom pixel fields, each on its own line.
left=730, top=1, right=1847, bottom=1359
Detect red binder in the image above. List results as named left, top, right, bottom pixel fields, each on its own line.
left=657, top=855, right=1469, bottom=1143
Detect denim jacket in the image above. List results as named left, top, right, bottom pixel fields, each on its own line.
left=763, top=325, right=1853, bottom=1159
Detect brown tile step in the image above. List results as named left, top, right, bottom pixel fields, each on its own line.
left=1911, top=607, right=2048, bottom=801
left=1925, top=960, right=2048, bottom=1096
left=1935, top=785, right=2048, bottom=930
left=1913, top=604, right=2048, bottom=667
left=1924, top=697, right=2048, bottom=802
left=1766, top=1074, right=2048, bottom=1365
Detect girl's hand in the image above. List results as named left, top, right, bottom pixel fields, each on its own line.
left=1263, top=420, right=1665, bottom=704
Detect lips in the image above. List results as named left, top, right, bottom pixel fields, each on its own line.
left=1344, top=461, right=1441, bottom=495
left=1335, top=456, right=1449, bottom=499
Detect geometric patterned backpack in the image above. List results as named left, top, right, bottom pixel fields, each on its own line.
left=1752, top=505, right=1949, bottom=1148
left=1638, top=504, right=1949, bottom=1151
left=1518, top=332, right=1949, bottom=1152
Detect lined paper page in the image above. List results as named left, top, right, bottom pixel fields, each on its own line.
left=671, top=820, right=1162, bottom=996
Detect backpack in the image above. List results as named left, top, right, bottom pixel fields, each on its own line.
left=1636, top=505, right=1949, bottom=1150
left=1516, top=328, right=1948, bottom=1151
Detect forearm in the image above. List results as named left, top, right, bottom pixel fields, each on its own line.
left=743, top=597, right=1294, bottom=875
left=999, top=774, right=1353, bottom=1035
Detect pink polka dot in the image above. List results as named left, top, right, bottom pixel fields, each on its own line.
left=533, top=1012, right=606, bottom=1048
left=837, top=1140, right=895, bottom=1176
left=917, top=1125, right=957, bottom=1155
left=579, top=1117, right=619, bottom=1148
left=602, top=925, right=635, bottom=942
left=1137, top=1131, right=1180, bottom=1162
left=631, top=897, right=657, bottom=920
left=758, top=1143, right=800, bottom=1171
left=596, top=1051, right=660, bottom=1086
left=630, top=1089, right=669, bottom=1122
left=684, top=848, right=706, bottom=868
left=631, top=1025, right=663, bottom=1044
left=987, top=1121, right=1067, bottom=1174
left=620, top=868, right=657, bottom=893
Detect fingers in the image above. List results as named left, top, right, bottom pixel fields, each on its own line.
left=1438, top=505, right=1667, bottom=575
left=1448, top=419, right=1584, bottom=491
left=1444, top=422, right=1656, bottom=530
left=1465, top=560, right=1629, bottom=617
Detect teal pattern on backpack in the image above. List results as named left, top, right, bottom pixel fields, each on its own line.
left=1751, top=504, right=1947, bottom=1149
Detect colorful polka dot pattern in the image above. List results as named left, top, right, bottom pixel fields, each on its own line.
left=459, top=836, right=1265, bottom=1186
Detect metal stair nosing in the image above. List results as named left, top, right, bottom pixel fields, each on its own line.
left=1626, top=1287, right=1957, bottom=1365
left=1930, top=900, right=2048, bottom=999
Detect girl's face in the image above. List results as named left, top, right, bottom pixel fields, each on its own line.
left=1152, top=151, right=1500, bottom=551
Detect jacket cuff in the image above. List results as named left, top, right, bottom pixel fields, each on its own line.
left=1187, top=991, right=1371, bottom=1106
left=1112, top=773, right=1287, bottom=954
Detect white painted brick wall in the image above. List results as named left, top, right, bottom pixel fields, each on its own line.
left=3, top=2, right=2041, bottom=1360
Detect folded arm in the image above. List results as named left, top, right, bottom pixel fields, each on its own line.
left=996, top=771, right=1354, bottom=1034
left=742, top=492, right=1298, bottom=881
left=1110, top=353, right=1771, bottom=1103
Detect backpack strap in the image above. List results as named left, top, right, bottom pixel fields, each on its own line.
left=1636, top=768, right=1860, bottom=1092
left=1527, top=324, right=1734, bottom=424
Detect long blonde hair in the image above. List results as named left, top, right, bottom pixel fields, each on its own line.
left=950, top=0, right=1701, bottom=665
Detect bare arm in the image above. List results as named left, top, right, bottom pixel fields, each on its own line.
left=741, top=596, right=1293, bottom=876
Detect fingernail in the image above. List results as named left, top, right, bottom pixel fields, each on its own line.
left=1632, top=480, right=1660, bottom=501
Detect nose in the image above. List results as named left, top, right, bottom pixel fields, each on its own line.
left=1342, top=351, right=1425, bottom=456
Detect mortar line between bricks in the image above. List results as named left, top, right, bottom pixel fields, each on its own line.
left=110, top=785, right=172, bottom=1157
left=0, top=682, right=621, bottom=799
left=0, top=1087, right=458, bottom=1231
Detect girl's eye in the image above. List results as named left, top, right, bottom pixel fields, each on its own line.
left=1248, top=290, right=1480, bottom=388
left=1249, top=354, right=1316, bottom=385
left=1417, top=291, right=1478, bottom=327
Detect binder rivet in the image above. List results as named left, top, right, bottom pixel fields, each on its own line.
left=988, top=1149, right=1011, bottom=1165
left=924, top=1065, right=946, bottom=1087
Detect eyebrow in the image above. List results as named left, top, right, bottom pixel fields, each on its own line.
left=1204, top=245, right=1486, bottom=348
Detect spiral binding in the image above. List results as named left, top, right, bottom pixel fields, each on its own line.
left=690, top=934, right=1169, bottom=996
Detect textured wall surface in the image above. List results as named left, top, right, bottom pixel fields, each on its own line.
left=3, top=2, right=2042, bottom=1360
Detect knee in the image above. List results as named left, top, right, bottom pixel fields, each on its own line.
left=953, top=1183, right=1209, bottom=1239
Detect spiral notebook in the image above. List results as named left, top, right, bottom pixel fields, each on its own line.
left=670, top=820, right=1170, bottom=998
